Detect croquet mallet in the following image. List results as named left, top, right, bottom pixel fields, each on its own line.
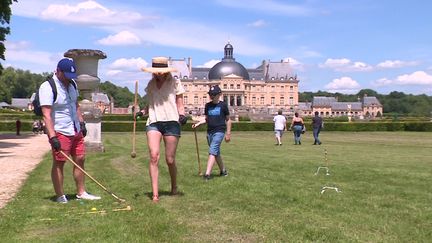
left=131, top=80, right=138, bottom=158
left=59, top=151, right=126, bottom=203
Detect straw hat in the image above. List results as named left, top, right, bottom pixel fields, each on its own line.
left=141, top=56, right=177, bottom=73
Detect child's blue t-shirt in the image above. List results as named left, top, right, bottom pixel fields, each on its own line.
left=205, top=101, right=229, bottom=134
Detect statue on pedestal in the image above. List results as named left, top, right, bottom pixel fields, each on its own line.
left=64, top=49, right=107, bottom=152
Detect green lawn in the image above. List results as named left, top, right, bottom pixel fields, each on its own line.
left=1, top=131, right=431, bottom=242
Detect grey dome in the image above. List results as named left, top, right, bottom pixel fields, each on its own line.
left=208, top=43, right=249, bottom=80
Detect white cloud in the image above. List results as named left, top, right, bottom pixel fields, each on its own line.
left=40, top=1, right=146, bottom=26
left=372, top=71, right=432, bottom=87
left=247, top=19, right=267, bottom=28
left=97, top=31, right=141, bottom=46
left=396, top=71, right=432, bottom=85
left=282, top=57, right=304, bottom=71
left=376, top=60, right=418, bottom=69
left=108, top=57, right=148, bottom=73
left=215, top=0, right=313, bottom=16
left=325, top=76, right=360, bottom=93
left=320, top=58, right=373, bottom=72
left=197, top=59, right=220, bottom=68
left=13, top=1, right=276, bottom=56
left=4, top=41, right=61, bottom=73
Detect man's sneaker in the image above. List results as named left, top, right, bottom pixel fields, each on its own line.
left=76, top=192, right=101, bottom=200
left=56, top=195, right=68, bottom=203
left=220, top=170, right=228, bottom=177
left=203, top=174, right=211, bottom=181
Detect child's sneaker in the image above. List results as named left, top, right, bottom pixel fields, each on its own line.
left=76, top=192, right=101, bottom=200
left=56, top=195, right=68, bottom=203
left=220, top=170, right=228, bottom=177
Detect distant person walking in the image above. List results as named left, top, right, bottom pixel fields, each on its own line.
left=192, top=85, right=231, bottom=181
left=290, top=112, right=304, bottom=145
left=273, top=110, right=287, bottom=146
left=312, top=111, right=323, bottom=145
left=140, top=56, right=187, bottom=202
left=32, top=120, right=40, bottom=134
left=39, top=58, right=99, bottom=203
left=15, top=119, right=21, bottom=136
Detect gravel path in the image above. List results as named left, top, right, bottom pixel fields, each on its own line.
left=0, top=133, right=51, bottom=209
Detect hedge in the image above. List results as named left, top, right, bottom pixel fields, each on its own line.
left=1, top=121, right=431, bottom=132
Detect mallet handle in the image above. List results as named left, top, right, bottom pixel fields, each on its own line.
left=193, top=128, right=202, bottom=175
left=59, top=151, right=125, bottom=202
left=132, top=80, right=138, bottom=154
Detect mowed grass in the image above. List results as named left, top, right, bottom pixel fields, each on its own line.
left=0, top=131, right=431, bottom=242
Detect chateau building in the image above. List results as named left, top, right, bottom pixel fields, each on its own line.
left=168, top=42, right=382, bottom=119
left=169, top=43, right=299, bottom=115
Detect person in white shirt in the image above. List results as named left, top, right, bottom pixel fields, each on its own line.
left=140, top=57, right=187, bottom=202
left=273, top=110, right=287, bottom=146
left=39, top=58, right=100, bottom=203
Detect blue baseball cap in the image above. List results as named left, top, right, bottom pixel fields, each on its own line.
left=57, top=58, right=77, bottom=79
left=208, top=85, right=222, bottom=96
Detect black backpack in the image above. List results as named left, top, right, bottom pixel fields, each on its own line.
left=33, top=76, right=77, bottom=116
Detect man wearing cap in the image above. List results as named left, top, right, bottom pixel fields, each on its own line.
left=192, top=85, right=231, bottom=181
left=140, top=56, right=187, bottom=202
left=39, top=58, right=100, bottom=203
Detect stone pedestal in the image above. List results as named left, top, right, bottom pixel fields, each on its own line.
left=64, top=49, right=107, bottom=152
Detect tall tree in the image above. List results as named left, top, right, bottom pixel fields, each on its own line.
left=0, top=0, right=17, bottom=74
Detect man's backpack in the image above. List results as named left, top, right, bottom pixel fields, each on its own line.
left=32, top=76, right=77, bottom=116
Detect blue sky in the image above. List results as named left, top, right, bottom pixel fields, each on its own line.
left=4, top=0, right=432, bottom=95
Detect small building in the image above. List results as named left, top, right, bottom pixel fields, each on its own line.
left=0, top=102, right=11, bottom=109
left=11, top=98, right=32, bottom=110
left=298, top=95, right=383, bottom=118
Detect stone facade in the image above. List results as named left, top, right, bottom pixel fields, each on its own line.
left=169, top=43, right=299, bottom=116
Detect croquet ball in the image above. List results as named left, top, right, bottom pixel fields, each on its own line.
left=91, top=207, right=97, bottom=211
left=126, top=206, right=131, bottom=210
left=131, top=152, right=136, bottom=158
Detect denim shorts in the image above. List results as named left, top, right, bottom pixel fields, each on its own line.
left=146, top=121, right=181, bottom=137
left=207, top=132, right=225, bottom=156
left=274, top=129, right=284, bottom=137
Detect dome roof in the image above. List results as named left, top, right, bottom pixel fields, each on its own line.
left=208, top=43, right=249, bottom=80
left=208, top=61, right=249, bottom=80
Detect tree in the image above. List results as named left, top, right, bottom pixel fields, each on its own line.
left=0, top=0, right=18, bottom=74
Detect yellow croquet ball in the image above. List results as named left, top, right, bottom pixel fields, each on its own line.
left=91, top=207, right=97, bottom=211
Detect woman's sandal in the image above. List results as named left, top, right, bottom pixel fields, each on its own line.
left=152, top=195, right=159, bottom=202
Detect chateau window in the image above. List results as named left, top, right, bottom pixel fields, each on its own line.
left=183, top=76, right=188, bottom=79
left=223, top=84, right=227, bottom=89
left=271, top=86, right=275, bottom=92
left=252, top=77, right=255, bottom=80
left=280, top=77, right=284, bottom=81
left=183, top=96, right=188, bottom=105
left=203, top=77, right=207, bottom=80
left=290, top=86, right=293, bottom=91
left=194, top=96, right=198, bottom=105
left=271, top=97, right=275, bottom=105
left=230, top=84, right=234, bottom=89
left=289, top=97, right=293, bottom=105
left=183, top=85, right=187, bottom=91
left=281, top=86, right=284, bottom=90
left=203, top=96, right=207, bottom=105
left=194, top=77, right=198, bottom=80
left=223, top=95, right=228, bottom=103
left=237, top=84, right=240, bottom=89
left=280, top=97, right=284, bottom=105
left=260, top=97, right=265, bottom=105
left=252, top=97, right=256, bottom=105
left=271, top=77, right=275, bottom=80
left=174, top=75, right=178, bottom=79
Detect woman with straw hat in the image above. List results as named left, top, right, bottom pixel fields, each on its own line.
left=140, top=56, right=187, bottom=202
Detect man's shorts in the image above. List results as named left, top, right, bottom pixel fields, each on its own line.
left=207, top=132, right=225, bottom=156
left=52, top=132, right=85, bottom=162
left=146, top=121, right=181, bottom=137
left=274, top=129, right=284, bottom=137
